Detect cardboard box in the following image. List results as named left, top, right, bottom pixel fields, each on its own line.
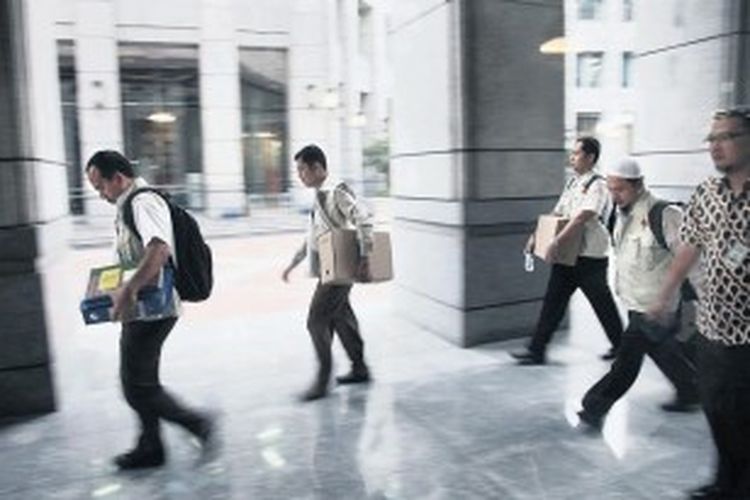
left=533, top=214, right=583, bottom=266
left=318, top=230, right=393, bottom=285
left=80, top=265, right=174, bottom=324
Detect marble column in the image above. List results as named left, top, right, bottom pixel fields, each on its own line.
left=390, top=0, right=565, bottom=346
left=0, top=0, right=70, bottom=415
left=73, top=0, right=122, bottom=217
left=199, top=0, right=246, bottom=217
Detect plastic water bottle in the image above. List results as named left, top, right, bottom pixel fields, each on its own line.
left=524, top=252, right=535, bottom=273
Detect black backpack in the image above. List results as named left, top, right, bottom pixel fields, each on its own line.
left=123, top=188, right=213, bottom=302
left=646, top=200, right=698, bottom=302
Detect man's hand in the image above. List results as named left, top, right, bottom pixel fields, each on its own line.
left=111, top=283, right=137, bottom=321
left=544, top=238, right=560, bottom=264
left=645, top=299, right=672, bottom=326
left=281, top=265, right=293, bottom=283
left=524, top=235, right=535, bottom=255
left=357, top=256, right=372, bottom=282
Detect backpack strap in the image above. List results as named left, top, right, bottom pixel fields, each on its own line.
left=582, top=173, right=604, bottom=192
left=314, top=182, right=355, bottom=230
left=646, top=200, right=670, bottom=250
left=646, top=199, right=699, bottom=301
left=122, top=187, right=171, bottom=242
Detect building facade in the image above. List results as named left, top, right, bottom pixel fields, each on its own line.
left=53, top=0, right=390, bottom=218
left=565, top=0, right=635, bottom=166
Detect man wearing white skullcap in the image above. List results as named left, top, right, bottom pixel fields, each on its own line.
left=577, top=157, right=699, bottom=431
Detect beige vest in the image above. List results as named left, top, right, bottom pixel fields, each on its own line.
left=613, top=191, right=679, bottom=313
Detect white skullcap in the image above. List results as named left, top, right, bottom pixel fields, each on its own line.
left=607, top=157, right=642, bottom=179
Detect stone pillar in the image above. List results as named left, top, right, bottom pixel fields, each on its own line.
left=199, top=0, right=246, bottom=217
left=74, top=0, right=122, bottom=216
left=0, top=0, right=70, bottom=415
left=390, top=0, right=564, bottom=346
left=289, top=0, right=342, bottom=205
left=337, top=0, right=364, bottom=191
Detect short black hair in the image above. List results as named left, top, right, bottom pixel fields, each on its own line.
left=86, top=150, right=135, bottom=179
left=294, top=144, right=327, bottom=170
left=714, top=106, right=750, bottom=131
left=576, top=136, right=601, bottom=164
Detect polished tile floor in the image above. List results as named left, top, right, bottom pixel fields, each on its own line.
left=0, top=238, right=714, bottom=499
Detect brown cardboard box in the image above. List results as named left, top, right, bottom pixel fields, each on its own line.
left=533, top=214, right=583, bottom=266
left=318, top=230, right=393, bottom=285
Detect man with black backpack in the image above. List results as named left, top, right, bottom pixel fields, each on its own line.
left=282, top=144, right=374, bottom=401
left=86, top=150, right=215, bottom=469
left=576, top=158, right=699, bottom=432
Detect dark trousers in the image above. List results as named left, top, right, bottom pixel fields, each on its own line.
left=581, top=312, right=697, bottom=418
left=307, top=282, right=365, bottom=386
left=529, top=257, right=623, bottom=355
left=697, top=336, right=750, bottom=498
left=120, top=318, right=204, bottom=448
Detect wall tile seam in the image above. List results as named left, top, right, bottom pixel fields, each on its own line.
left=636, top=30, right=750, bottom=59
left=462, top=297, right=546, bottom=313
left=631, top=149, right=708, bottom=157
left=115, top=23, right=200, bottom=31
left=393, top=195, right=558, bottom=203
left=0, top=157, right=69, bottom=167
left=394, top=216, right=535, bottom=232
left=0, top=363, right=52, bottom=374
left=0, top=214, right=71, bottom=234
left=391, top=148, right=566, bottom=159
left=388, top=0, right=451, bottom=35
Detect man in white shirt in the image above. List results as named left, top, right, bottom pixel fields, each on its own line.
left=283, top=145, right=374, bottom=401
left=512, top=137, right=623, bottom=364
left=86, top=150, right=214, bottom=470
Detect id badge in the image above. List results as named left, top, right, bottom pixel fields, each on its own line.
left=723, top=240, right=750, bottom=269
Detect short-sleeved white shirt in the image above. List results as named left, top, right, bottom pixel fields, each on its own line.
left=552, top=169, right=611, bottom=258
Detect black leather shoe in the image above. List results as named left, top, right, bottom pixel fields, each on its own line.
left=600, top=347, right=618, bottom=361
left=336, top=369, right=371, bottom=384
left=576, top=410, right=603, bottom=433
left=191, top=413, right=220, bottom=460
left=511, top=349, right=546, bottom=365
left=299, top=384, right=328, bottom=402
left=687, top=483, right=722, bottom=499
left=661, top=396, right=701, bottom=413
left=114, top=446, right=165, bottom=470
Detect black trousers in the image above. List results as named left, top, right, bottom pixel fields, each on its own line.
left=528, top=257, right=623, bottom=355
left=581, top=312, right=697, bottom=418
left=697, top=336, right=750, bottom=498
left=120, top=318, right=204, bottom=448
left=306, top=282, right=365, bottom=386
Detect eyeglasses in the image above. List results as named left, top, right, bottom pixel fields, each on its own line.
left=704, top=131, right=749, bottom=144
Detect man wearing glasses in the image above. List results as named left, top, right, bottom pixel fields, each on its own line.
left=650, top=107, right=750, bottom=500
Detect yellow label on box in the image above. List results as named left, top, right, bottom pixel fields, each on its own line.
left=98, top=268, right=122, bottom=291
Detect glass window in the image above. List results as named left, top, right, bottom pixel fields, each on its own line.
left=622, top=52, right=634, bottom=88
left=576, top=112, right=601, bottom=136
left=239, top=48, right=288, bottom=195
left=576, top=52, right=604, bottom=87
left=57, top=40, right=83, bottom=215
left=578, top=0, right=604, bottom=20
left=119, top=43, right=203, bottom=208
left=623, top=0, right=634, bottom=21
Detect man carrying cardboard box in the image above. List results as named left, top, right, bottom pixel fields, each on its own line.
left=511, top=137, right=623, bottom=365
left=282, top=144, right=374, bottom=401
left=86, top=150, right=215, bottom=469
